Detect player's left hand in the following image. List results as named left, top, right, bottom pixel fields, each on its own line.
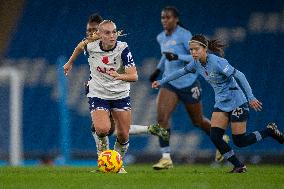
left=249, top=99, right=262, bottom=111
left=164, top=52, right=178, bottom=61
left=107, top=70, right=124, bottom=80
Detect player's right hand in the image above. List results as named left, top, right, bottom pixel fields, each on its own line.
left=63, top=62, right=72, bottom=76
left=151, top=81, right=161, bottom=89
left=87, top=32, right=100, bottom=42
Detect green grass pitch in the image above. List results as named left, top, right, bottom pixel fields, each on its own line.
left=1, top=164, right=284, bottom=189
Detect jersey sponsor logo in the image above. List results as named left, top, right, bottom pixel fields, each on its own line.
left=96, top=66, right=115, bottom=74
left=101, top=56, right=109, bottom=64
left=163, top=40, right=177, bottom=47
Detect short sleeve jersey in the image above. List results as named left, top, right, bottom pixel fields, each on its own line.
left=86, top=40, right=135, bottom=100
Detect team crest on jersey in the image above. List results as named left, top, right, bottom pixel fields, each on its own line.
left=101, top=56, right=109, bottom=64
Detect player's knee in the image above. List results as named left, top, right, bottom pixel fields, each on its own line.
left=95, top=127, right=109, bottom=137
left=232, top=134, right=247, bottom=147
left=91, top=123, right=114, bottom=136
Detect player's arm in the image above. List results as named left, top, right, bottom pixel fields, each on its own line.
left=149, top=55, right=165, bottom=82
left=110, top=66, right=138, bottom=81
left=219, top=59, right=262, bottom=111
left=233, top=70, right=262, bottom=111
left=163, top=52, right=193, bottom=62
left=161, top=30, right=193, bottom=63
left=107, top=46, right=138, bottom=82
left=152, top=63, right=195, bottom=88
left=63, top=40, right=86, bottom=75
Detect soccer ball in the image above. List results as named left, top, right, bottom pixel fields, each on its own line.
left=98, top=150, right=123, bottom=173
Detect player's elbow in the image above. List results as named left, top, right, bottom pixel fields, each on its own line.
left=234, top=70, right=245, bottom=79
left=133, top=74, right=138, bottom=81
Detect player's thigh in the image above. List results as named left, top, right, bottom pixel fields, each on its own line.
left=88, top=97, right=111, bottom=132
left=230, top=103, right=249, bottom=134
left=156, top=87, right=179, bottom=120
left=91, top=110, right=111, bottom=132
left=211, top=111, right=229, bottom=129
left=111, top=110, right=131, bottom=136
left=110, top=97, right=131, bottom=136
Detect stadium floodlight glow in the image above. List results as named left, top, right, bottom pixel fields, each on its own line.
left=0, top=67, right=23, bottom=166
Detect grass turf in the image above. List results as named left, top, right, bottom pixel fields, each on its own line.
left=1, top=164, right=284, bottom=189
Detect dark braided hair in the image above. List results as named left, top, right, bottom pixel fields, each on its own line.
left=191, top=34, right=226, bottom=57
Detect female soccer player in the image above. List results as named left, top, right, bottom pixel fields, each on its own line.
left=64, top=20, right=138, bottom=173
left=148, top=6, right=214, bottom=170
left=66, top=14, right=168, bottom=171
left=152, top=34, right=284, bottom=173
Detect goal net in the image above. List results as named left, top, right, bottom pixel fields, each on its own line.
left=0, top=67, right=23, bottom=166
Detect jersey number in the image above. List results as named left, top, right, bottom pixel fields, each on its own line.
left=191, top=87, right=200, bottom=100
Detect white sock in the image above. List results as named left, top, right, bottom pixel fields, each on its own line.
left=91, top=131, right=109, bottom=154
left=162, top=153, right=171, bottom=159
left=114, top=140, right=129, bottom=158
left=129, top=125, right=148, bottom=135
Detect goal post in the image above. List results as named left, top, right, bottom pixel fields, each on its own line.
left=0, top=67, right=23, bottom=166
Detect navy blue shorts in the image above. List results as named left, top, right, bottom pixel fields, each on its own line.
left=88, top=96, right=131, bottom=112
left=213, top=103, right=249, bottom=122
left=161, top=80, right=201, bottom=104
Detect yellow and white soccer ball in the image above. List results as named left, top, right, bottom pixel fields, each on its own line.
left=98, top=150, right=123, bottom=173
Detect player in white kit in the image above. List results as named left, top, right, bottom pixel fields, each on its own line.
left=64, top=20, right=138, bottom=173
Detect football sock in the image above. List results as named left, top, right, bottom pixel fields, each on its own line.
left=210, top=127, right=243, bottom=167
left=232, top=129, right=270, bottom=147
left=129, top=125, right=148, bottom=135
left=159, top=129, right=171, bottom=154
left=162, top=153, right=171, bottom=159
left=114, top=138, right=129, bottom=158
left=92, top=130, right=109, bottom=155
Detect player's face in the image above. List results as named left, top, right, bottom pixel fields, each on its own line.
left=161, top=11, right=178, bottom=31
left=86, top=22, right=99, bottom=38
left=99, top=22, right=118, bottom=48
left=189, top=42, right=207, bottom=61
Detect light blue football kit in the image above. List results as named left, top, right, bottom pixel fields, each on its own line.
left=159, top=54, right=255, bottom=116
left=156, top=26, right=201, bottom=103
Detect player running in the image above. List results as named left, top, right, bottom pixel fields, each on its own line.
left=152, top=34, right=284, bottom=173
left=64, top=14, right=168, bottom=172
left=64, top=20, right=138, bottom=173
left=149, top=6, right=223, bottom=170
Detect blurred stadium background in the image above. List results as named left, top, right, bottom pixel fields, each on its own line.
left=0, top=0, right=283, bottom=166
